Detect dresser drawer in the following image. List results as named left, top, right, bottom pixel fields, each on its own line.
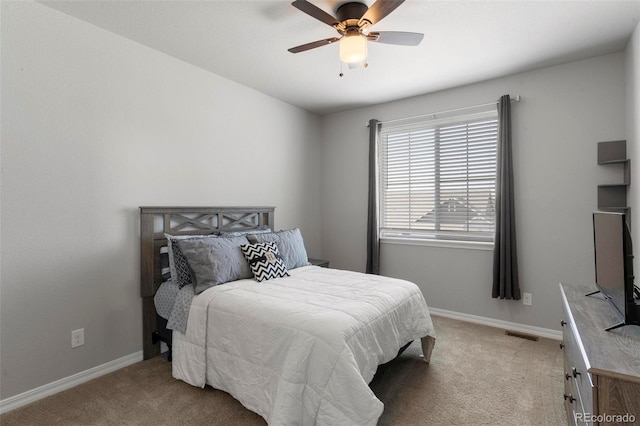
left=563, top=323, right=594, bottom=414
left=561, top=302, right=595, bottom=422
left=563, top=356, right=581, bottom=425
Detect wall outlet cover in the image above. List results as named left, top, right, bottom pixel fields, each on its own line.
left=71, top=328, right=85, bottom=348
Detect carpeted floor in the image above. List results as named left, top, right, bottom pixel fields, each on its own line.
left=1, top=316, right=567, bottom=425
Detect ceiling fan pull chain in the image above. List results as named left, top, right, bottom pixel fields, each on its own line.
left=364, top=41, right=368, bottom=68
left=339, top=60, right=344, bottom=77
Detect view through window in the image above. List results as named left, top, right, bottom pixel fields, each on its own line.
left=379, top=111, right=498, bottom=243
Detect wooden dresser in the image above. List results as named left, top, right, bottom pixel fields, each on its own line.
left=560, top=283, right=640, bottom=425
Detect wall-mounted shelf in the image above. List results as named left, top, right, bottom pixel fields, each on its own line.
left=596, top=140, right=630, bottom=225
left=597, top=139, right=626, bottom=162
left=597, top=185, right=627, bottom=210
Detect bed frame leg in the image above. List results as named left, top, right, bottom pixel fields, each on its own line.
left=420, top=336, right=436, bottom=363
left=152, top=331, right=173, bottom=362
left=142, top=297, right=161, bottom=360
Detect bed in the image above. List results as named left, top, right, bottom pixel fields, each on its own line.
left=140, top=206, right=436, bottom=425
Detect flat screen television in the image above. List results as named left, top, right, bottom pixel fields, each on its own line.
left=592, top=211, right=638, bottom=331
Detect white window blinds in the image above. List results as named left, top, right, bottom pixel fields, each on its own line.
left=379, top=110, right=498, bottom=243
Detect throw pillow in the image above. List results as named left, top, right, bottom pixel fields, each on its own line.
left=240, top=242, right=289, bottom=282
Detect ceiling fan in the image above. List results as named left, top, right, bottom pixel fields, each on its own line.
left=288, top=0, right=423, bottom=69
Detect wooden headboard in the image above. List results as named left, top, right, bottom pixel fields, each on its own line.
left=139, top=206, right=275, bottom=359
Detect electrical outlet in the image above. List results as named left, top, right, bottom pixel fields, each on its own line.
left=71, top=328, right=84, bottom=348
left=523, top=293, right=532, bottom=306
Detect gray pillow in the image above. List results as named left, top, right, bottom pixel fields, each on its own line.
left=165, top=234, right=217, bottom=289
left=217, top=225, right=272, bottom=238
left=177, top=235, right=252, bottom=294
left=247, top=228, right=310, bottom=270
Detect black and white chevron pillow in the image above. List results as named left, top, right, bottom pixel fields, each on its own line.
left=240, top=242, right=289, bottom=282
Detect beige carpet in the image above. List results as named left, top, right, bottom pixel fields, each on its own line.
left=1, top=316, right=566, bottom=425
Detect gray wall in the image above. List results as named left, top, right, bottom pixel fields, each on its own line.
left=320, top=52, right=628, bottom=331
left=0, top=2, right=322, bottom=400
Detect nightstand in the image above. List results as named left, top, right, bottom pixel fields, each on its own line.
left=308, top=258, right=329, bottom=268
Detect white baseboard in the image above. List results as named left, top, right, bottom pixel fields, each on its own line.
left=0, top=351, right=143, bottom=414
left=429, top=307, right=563, bottom=341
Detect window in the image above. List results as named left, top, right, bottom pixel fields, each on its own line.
left=379, top=110, right=498, bottom=243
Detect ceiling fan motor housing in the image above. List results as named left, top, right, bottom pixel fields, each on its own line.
left=336, top=2, right=369, bottom=25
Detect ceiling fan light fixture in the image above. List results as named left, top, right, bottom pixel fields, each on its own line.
left=339, top=34, right=367, bottom=64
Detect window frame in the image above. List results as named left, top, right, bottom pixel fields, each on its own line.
left=377, top=109, right=498, bottom=247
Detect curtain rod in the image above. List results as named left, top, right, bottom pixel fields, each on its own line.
left=369, top=95, right=521, bottom=127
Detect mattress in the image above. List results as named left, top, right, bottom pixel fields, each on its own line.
left=172, top=265, right=436, bottom=425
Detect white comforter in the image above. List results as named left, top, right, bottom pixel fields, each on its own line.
left=172, top=266, right=436, bottom=425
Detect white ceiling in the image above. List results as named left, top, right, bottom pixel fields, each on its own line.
left=40, top=0, right=640, bottom=115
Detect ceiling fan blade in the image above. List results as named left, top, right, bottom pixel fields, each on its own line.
left=288, top=37, right=341, bottom=53
left=358, top=0, right=405, bottom=27
left=291, top=0, right=341, bottom=28
left=368, top=31, right=424, bottom=46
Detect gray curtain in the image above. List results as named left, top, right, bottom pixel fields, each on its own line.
left=492, top=95, right=520, bottom=299
left=366, top=119, right=380, bottom=274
